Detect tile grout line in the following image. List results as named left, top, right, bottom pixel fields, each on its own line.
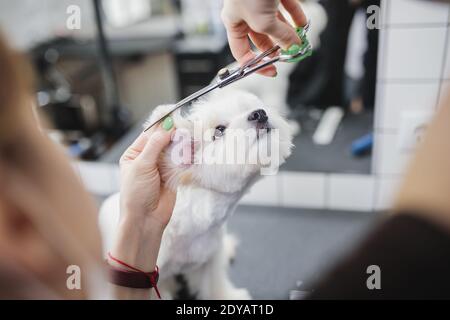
left=373, top=4, right=387, bottom=136
left=435, top=7, right=450, bottom=110
left=372, top=0, right=391, bottom=176
left=372, top=173, right=380, bottom=212
left=383, top=22, right=450, bottom=29
left=377, top=78, right=443, bottom=84
left=324, top=173, right=330, bottom=210
left=277, top=172, right=283, bottom=207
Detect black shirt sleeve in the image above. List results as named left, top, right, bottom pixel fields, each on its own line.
left=308, top=214, right=450, bottom=299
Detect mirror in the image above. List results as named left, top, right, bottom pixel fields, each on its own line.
left=0, top=0, right=385, bottom=300
left=282, top=1, right=379, bottom=175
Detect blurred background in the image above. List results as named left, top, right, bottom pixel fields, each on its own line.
left=1, top=0, right=449, bottom=298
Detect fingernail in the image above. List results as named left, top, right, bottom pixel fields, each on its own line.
left=287, top=44, right=301, bottom=55
left=170, top=130, right=177, bottom=141
left=162, top=116, right=174, bottom=131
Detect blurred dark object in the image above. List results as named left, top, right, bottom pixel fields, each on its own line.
left=351, top=132, right=373, bottom=157
left=30, top=34, right=107, bottom=159
left=309, top=214, right=450, bottom=299
left=288, top=0, right=380, bottom=110
left=173, top=37, right=233, bottom=98
left=38, top=95, right=98, bottom=133
left=93, top=0, right=130, bottom=137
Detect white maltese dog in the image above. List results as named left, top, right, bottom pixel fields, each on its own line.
left=99, top=89, right=293, bottom=299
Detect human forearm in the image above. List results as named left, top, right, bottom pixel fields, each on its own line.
left=106, top=125, right=175, bottom=299
left=109, top=215, right=165, bottom=299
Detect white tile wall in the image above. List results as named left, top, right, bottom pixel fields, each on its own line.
left=78, top=165, right=381, bottom=212
left=375, top=176, right=402, bottom=211
left=376, top=27, right=388, bottom=81
left=240, top=175, right=280, bottom=206
left=381, top=27, right=447, bottom=80
left=386, top=0, right=449, bottom=25
left=279, top=172, right=326, bottom=209
left=374, top=132, right=412, bottom=175
left=373, top=0, right=450, bottom=209
left=375, top=82, right=440, bottom=130
left=328, top=175, right=375, bottom=212
left=444, top=32, right=450, bottom=78
left=435, top=21, right=450, bottom=104
left=439, top=81, right=450, bottom=107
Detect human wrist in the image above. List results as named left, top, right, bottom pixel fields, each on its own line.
left=121, top=208, right=168, bottom=230
left=110, top=214, right=165, bottom=271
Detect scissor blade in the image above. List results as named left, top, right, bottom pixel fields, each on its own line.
left=143, top=82, right=219, bottom=132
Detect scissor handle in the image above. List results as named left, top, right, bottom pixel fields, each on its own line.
left=216, top=55, right=281, bottom=88
left=240, top=45, right=280, bottom=71
left=142, top=22, right=314, bottom=132
left=280, top=22, right=312, bottom=63
left=216, top=21, right=312, bottom=88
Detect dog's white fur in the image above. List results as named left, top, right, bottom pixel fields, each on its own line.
left=99, top=89, right=293, bottom=299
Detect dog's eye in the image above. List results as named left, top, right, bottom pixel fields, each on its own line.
left=213, top=125, right=226, bottom=140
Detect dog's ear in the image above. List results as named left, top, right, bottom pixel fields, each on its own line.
left=159, top=129, right=200, bottom=191
left=146, top=104, right=199, bottom=191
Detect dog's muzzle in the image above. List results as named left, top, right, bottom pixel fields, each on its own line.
left=248, top=109, right=268, bottom=124
left=248, top=109, right=271, bottom=137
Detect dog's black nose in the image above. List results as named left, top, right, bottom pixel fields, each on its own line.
left=248, top=109, right=268, bottom=124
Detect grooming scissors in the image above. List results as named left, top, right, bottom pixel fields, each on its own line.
left=144, top=22, right=312, bottom=132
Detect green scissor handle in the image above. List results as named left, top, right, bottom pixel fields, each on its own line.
left=280, top=26, right=313, bottom=63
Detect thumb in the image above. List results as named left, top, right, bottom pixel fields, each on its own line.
left=262, top=18, right=301, bottom=50
left=138, top=126, right=174, bottom=166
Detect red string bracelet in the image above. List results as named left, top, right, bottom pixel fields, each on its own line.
left=107, top=252, right=161, bottom=299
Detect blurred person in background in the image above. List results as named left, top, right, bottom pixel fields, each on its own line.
left=0, top=33, right=103, bottom=298
left=287, top=0, right=380, bottom=114
left=0, top=33, right=175, bottom=299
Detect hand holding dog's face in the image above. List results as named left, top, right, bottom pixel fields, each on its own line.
left=119, top=126, right=176, bottom=228
left=146, top=89, right=293, bottom=193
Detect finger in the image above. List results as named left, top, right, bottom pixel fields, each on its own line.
left=138, top=126, right=174, bottom=166
left=261, top=17, right=301, bottom=50
left=280, top=0, right=308, bottom=28
left=223, top=19, right=253, bottom=65
left=223, top=17, right=277, bottom=77
left=238, top=50, right=277, bottom=77
left=249, top=31, right=275, bottom=53
left=254, top=64, right=277, bottom=77
left=276, top=10, right=289, bottom=24
left=224, top=21, right=276, bottom=77
left=120, top=131, right=150, bottom=164
left=248, top=31, right=278, bottom=77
